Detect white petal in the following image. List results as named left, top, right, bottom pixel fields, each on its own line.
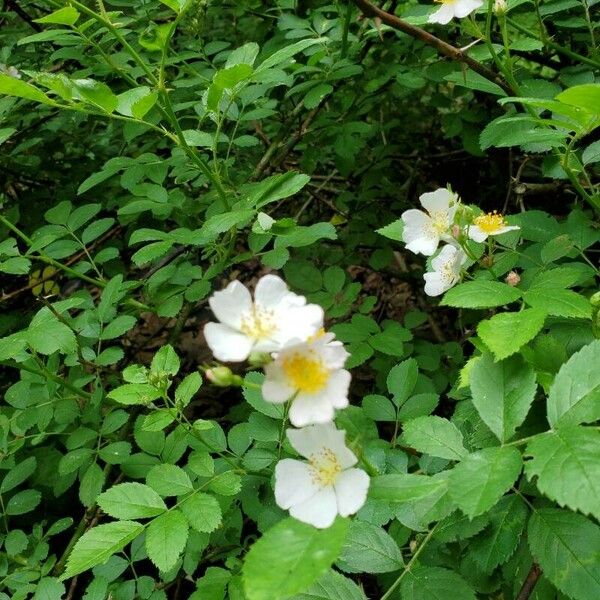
left=287, top=423, right=357, bottom=468
left=274, top=459, right=320, bottom=509
left=262, top=363, right=295, bottom=404
left=321, top=340, right=350, bottom=370
left=423, top=272, right=450, bottom=297
left=334, top=468, right=370, bottom=517
left=454, top=0, right=483, bottom=17
left=208, top=280, right=252, bottom=328
left=428, top=3, right=456, bottom=24
left=494, top=225, right=521, bottom=236
left=402, top=210, right=439, bottom=256
left=468, top=225, right=488, bottom=243
left=420, top=188, right=455, bottom=215
left=289, top=487, right=338, bottom=528
left=322, top=370, right=351, bottom=410
left=289, top=392, right=336, bottom=427
left=275, top=304, right=324, bottom=345
left=203, top=322, right=253, bottom=362
left=430, top=244, right=457, bottom=272
left=254, top=274, right=294, bottom=310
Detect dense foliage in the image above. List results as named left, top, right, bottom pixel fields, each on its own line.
left=0, top=0, right=599, bottom=598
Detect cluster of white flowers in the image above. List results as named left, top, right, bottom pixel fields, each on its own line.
left=401, top=188, right=520, bottom=296
left=204, top=274, right=369, bottom=528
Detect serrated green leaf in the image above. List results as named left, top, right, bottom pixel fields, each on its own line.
left=528, top=508, right=600, bottom=600
left=477, top=308, right=546, bottom=360
left=449, top=446, right=522, bottom=518
left=145, top=509, right=189, bottom=572
left=400, top=566, right=476, bottom=600
left=288, top=570, right=366, bottom=600
left=34, top=6, right=79, bottom=25
left=61, top=521, right=144, bottom=580
left=442, top=280, right=522, bottom=309
left=27, top=307, right=76, bottom=355
left=146, top=464, right=192, bottom=496
left=401, top=415, right=467, bottom=460
left=0, top=73, right=53, bottom=104
left=108, top=383, right=162, bottom=406
left=525, top=426, right=600, bottom=521
left=369, top=473, right=446, bottom=502
left=97, top=483, right=167, bottom=520
left=523, top=288, right=591, bottom=319
left=547, top=340, right=600, bottom=427
left=469, top=352, right=537, bottom=442
left=179, top=492, right=222, bottom=533
left=336, top=520, right=403, bottom=574
left=243, top=518, right=349, bottom=600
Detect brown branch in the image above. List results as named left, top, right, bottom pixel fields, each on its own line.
left=351, top=0, right=514, bottom=96
left=516, top=563, right=542, bottom=600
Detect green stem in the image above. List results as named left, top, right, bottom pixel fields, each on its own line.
left=380, top=523, right=439, bottom=600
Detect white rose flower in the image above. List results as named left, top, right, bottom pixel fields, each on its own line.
left=401, top=188, right=459, bottom=256
left=467, top=211, right=520, bottom=243
left=204, top=274, right=324, bottom=362
left=275, top=423, right=370, bottom=528
left=262, top=332, right=350, bottom=427
left=423, top=244, right=467, bottom=296
left=428, top=0, right=484, bottom=24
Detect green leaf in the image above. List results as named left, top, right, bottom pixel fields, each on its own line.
left=400, top=566, right=476, bottom=600
left=159, top=0, right=190, bottom=12
left=369, top=473, right=446, bottom=502
left=146, top=464, right=193, bottom=496
left=288, top=570, right=366, bottom=600
left=442, top=281, right=522, bottom=309
left=528, top=508, right=600, bottom=600
left=34, top=6, right=79, bottom=25
left=97, top=483, right=167, bottom=520
left=179, top=492, right=222, bottom=533
left=477, top=308, right=546, bottom=361
left=525, top=426, right=600, bottom=521
left=243, top=517, right=349, bottom=600
left=362, top=394, right=396, bottom=421
left=241, top=172, right=311, bottom=209
left=32, top=577, right=65, bottom=600
left=469, top=352, right=537, bottom=442
left=445, top=70, right=506, bottom=96
left=0, top=456, right=37, bottom=493
left=6, top=489, right=41, bottom=515
left=0, top=127, right=16, bottom=145
left=556, top=83, right=600, bottom=114
left=386, top=358, right=418, bottom=406
left=175, top=372, right=202, bottom=406
left=547, top=340, right=600, bottom=427
left=145, top=509, right=189, bottom=572
left=523, top=288, right=591, bottom=319
left=108, top=383, right=162, bottom=406
left=61, top=521, right=144, bottom=580
left=583, top=140, right=600, bottom=165
left=257, top=38, right=327, bottom=72
left=336, top=520, right=403, bottom=574
left=73, top=79, right=117, bottom=113
left=27, top=307, right=76, bottom=355
left=0, top=73, right=53, bottom=104
left=448, top=446, right=522, bottom=518
left=116, top=86, right=158, bottom=119
left=400, top=415, right=467, bottom=460
left=376, top=218, right=403, bottom=242
left=150, top=344, right=180, bottom=376
left=469, top=495, right=528, bottom=572
left=100, top=315, right=137, bottom=340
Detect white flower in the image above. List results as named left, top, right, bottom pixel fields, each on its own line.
left=275, top=423, right=370, bottom=528
left=204, top=275, right=324, bottom=362
left=401, top=188, right=459, bottom=256
left=423, top=244, right=467, bottom=296
left=467, top=211, right=520, bottom=243
left=428, top=0, right=484, bottom=24
left=262, top=332, right=350, bottom=427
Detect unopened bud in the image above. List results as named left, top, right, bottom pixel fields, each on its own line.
left=205, top=366, right=242, bottom=387
left=494, top=0, right=507, bottom=15
left=451, top=224, right=461, bottom=239
left=505, top=271, right=520, bottom=287
left=481, top=255, right=494, bottom=268
left=248, top=352, right=272, bottom=368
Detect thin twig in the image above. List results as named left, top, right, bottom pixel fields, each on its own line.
left=352, top=0, right=514, bottom=95
left=516, top=563, right=542, bottom=600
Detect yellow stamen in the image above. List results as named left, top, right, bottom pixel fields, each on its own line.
left=282, top=352, right=329, bottom=393
left=309, top=449, right=342, bottom=487
left=307, top=328, right=326, bottom=343
left=240, top=306, right=277, bottom=340
left=474, top=211, right=508, bottom=234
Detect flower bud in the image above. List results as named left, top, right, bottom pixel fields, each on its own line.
left=248, top=352, right=272, bottom=368
left=505, top=271, right=520, bottom=287
left=494, top=0, right=507, bottom=15
left=451, top=224, right=461, bottom=239
left=205, top=366, right=242, bottom=387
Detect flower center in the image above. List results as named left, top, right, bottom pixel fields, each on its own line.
left=430, top=211, right=450, bottom=234
left=282, top=352, right=329, bottom=393
left=309, top=448, right=342, bottom=487
left=239, top=306, right=277, bottom=340
left=474, top=211, right=507, bottom=234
